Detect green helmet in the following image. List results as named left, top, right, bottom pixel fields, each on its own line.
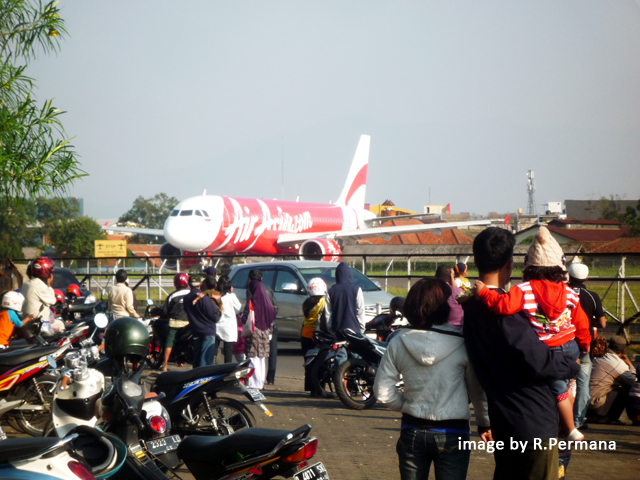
left=104, top=317, right=149, bottom=359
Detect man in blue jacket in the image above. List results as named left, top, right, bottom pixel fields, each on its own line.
left=184, top=276, right=220, bottom=369
left=463, top=228, right=580, bottom=480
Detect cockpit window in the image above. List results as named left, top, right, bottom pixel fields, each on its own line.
left=195, top=210, right=202, bottom=216
left=170, top=210, right=179, bottom=217
left=180, top=210, right=193, bottom=216
left=201, top=210, right=209, bottom=217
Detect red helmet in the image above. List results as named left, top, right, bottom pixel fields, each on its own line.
left=54, top=289, right=65, bottom=304
left=174, top=273, right=189, bottom=289
left=67, top=284, right=82, bottom=298
left=31, top=256, right=54, bottom=280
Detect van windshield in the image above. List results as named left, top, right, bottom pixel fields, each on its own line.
left=297, top=266, right=380, bottom=292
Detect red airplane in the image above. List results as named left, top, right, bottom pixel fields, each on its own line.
left=104, top=135, right=490, bottom=266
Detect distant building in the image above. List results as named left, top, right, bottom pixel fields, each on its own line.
left=369, top=199, right=416, bottom=216
left=565, top=199, right=639, bottom=221
left=358, top=218, right=474, bottom=246
left=423, top=204, right=450, bottom=215
left=514, top=218, right=628, bottom=245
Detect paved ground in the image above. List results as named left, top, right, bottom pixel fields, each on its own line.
left=175, top=343, right=640, bottom=480
left=4, top=342, right=639, bottom=479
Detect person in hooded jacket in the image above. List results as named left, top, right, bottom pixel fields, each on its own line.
left=326, top=262, right=365, bottom=333
left=374, top=277, right=490, bottom=480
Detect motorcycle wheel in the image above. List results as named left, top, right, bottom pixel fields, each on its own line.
left=14, top=376, right=56, bottom=436
left=190, top=396, right=256, bottom=435
left=333, top=358, right=377, bottom=410
left=310, top=350, right=336, bottom=398
left=148, top=336, right=164, bottom=370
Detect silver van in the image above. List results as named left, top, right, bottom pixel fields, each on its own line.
left=228, top=261, right=394, bottom=342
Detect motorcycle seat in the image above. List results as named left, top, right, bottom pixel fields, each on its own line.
left=0, top=345, right=60, bottom=367
left=153, top=363, right=241, bottom=387
left=0, top=437, right=63, bottom=463
left=178, top=428, right=294, bottom=465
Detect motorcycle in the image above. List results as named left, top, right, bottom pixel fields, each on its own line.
left=364, top=310, right=405, bottom=342
left=0, top=340, right=71, bottom=435
left=333, top=328, right=388, bottom=410
left=147, top=305, right=194, bottom=370
left=150, top=360, right=273, bottom=436
left=0, top=428, right=127, bottom=480
left=303, top=330, right=348, bottom=398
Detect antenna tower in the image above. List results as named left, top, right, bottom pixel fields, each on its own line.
left=526, top=169, right=537, bottom=216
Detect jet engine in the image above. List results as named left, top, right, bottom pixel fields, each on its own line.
left=298, top=239, right=341, bottom=262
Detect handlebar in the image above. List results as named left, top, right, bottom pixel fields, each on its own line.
left=60, top=375, right=70, bottom=389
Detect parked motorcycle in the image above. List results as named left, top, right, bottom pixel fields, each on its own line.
left=148, top=316, right=193, bottom=370
left=0, top=342, right=71, bottom=435
left=303, top=331, right=348, bottom=398
left=333, top=328, right=388, bottom=410
left=0, top=428, right=127, bottom=479
left=150, top=360, right=272, bottom=436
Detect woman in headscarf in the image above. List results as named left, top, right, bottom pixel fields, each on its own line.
left=242, top=270, right=276, bottom=389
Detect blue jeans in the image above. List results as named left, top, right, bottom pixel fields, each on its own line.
left=192, top=335, right=216, bottom=369
left=396, top=428, right=470, bottom=480
left=548, top=339, right=579, bottom=397
left=574, top=351, right=592, bottom=428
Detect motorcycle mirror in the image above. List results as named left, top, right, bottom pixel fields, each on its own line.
left=146, top=299, right=154, bottom=306
left=94, top=313, right=109, bottom=329
left=46, top=355, right=57, bottom=369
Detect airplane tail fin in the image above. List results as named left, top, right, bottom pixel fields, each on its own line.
left=336, top=135, right=370, bottom=209
left=445, top=203, right=451, bottom=215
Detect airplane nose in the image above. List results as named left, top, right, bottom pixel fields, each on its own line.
left=164, top=216, right=214, bottom=251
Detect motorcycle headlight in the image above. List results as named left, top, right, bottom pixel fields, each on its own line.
left=84, top=294, right=96, bottom=304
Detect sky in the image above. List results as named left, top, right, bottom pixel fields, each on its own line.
left=26, top=0, right=640, bottom=220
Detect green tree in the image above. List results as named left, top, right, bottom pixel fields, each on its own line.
left=49, top=216, right=105, bottom=258
left=36, top=196, right=80, bottom=232
left=0, top=0, right=85, bottom=198
left=0, top=197, right=37, bottom=258
left=118, top=193, right=177, bottom=243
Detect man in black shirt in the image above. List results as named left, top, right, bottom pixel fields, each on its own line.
left=567, top=263, right=606, bottom=430
left=463, top=228, right=580, bottom=480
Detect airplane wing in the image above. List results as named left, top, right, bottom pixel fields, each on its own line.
left=276, top=220, right=492, bottom=247
left=101, top=225, right=165, bottom=236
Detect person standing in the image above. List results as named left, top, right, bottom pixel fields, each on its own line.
left=160, top=273, right=190, bottom=372
left=434, top=265, right=464, bottom=329
left=301, top=278, right=329, bottom=396
left=242, top=270, right=276, bottom=389
left=108, top=269, right=140, bottom=319
left=213, top=275, right=241, bottom=364
left=567, top=263, right=607, bottom=430
left=374, top=277, right=490, bottom=480
left=462, top=227, right=579, bottom=480
left=184, top=276, right=220, bottom=369
left=327, top=262, right=365, bottom=333
left=453, top=263, right=471, bottom=291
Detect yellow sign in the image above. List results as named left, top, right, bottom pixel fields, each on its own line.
left=95, top=240, right=127, bottom=258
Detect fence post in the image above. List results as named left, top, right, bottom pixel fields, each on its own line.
left=362, top=256, right=367, bottom=276
left=87, top=260, right=91, bottom=293
left=146, top=260, right=150, bottom=301
left=407, top=256, right=412, bottom=291
left=621, top=256, right=626, bottom=324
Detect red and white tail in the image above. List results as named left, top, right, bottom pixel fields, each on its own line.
left=336, top=135, right=370, bottom=209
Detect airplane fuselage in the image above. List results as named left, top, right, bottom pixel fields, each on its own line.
left=163, top=195, right=373, bottom=256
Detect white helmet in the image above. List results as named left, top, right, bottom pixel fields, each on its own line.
left=307, top=278, right=327, bottom=297
left=2, top=291, right=24, bottom=312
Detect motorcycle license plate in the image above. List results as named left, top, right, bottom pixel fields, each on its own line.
left=246, top=388, right=266, bottom=402
left=146, top=435, right=181, bottom=456
left=294, top=462, right=329, bottom=480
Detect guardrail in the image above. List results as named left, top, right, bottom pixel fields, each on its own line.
left=11, top=252, right=640, bottom=340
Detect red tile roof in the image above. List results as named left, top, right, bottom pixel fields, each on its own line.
left=127, top=244, right=163, bottom=267
left=358, top=219, right=474, bottom=245
left=546, top=225, right=625, bottom=243
left=585, top=237, right=640, bottom=253
left=550, top=219, right=622, bottom=227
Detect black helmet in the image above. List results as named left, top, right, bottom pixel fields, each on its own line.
left=390, top=296, right=405, bottom=316
left=104, top=317, right=149, bottom=359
